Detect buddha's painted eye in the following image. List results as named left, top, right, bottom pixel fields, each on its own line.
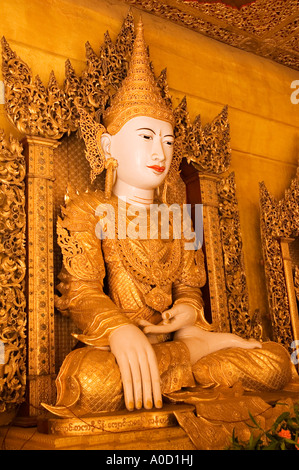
left=140, top=134, right=153, bottom=140
left=163, top=137, right=174, bottom=147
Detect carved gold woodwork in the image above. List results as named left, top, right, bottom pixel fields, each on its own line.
left=0, top=130, right=26, bottom=417
left=1, top=13, right=136, bottom=139
left=260, top=167, right=299, bottom=350
left=0, top=12, right=263, bottom=415
left=125, top=0, right=299, bottom=71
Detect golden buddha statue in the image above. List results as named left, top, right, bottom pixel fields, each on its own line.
left=42, top=19, right=293, bottom=419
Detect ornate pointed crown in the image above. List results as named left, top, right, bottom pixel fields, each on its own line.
left=79, top=17, right=176, bottom=187
left=102, top=18, right=175, bottom=135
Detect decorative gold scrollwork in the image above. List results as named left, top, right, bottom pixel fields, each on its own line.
left=187, top=105, right=231, bottom=175
left=1, top=12, right=136, bottom=139
left=0, top=130, right=26, bottom=413
left=125, top=0, right=299, bottom=71
left=259, top=167, right=299, bottom=348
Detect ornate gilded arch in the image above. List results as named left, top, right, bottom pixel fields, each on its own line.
left=1, top=11, right=261, bottom=418
left=259, top=166, right=299, bottom=351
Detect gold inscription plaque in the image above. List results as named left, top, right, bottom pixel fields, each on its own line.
left=38, top=404, right=195, bottom=436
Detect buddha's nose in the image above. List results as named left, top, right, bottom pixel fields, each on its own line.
left=152, top=138, right=165, bottom=161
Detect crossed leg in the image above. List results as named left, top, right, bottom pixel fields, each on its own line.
left=174, top=326, right=262, bottom=365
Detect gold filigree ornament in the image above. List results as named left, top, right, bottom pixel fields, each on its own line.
left=0, top=130, right=26, bottom=419
left=78, top=107, right=118, bottom=199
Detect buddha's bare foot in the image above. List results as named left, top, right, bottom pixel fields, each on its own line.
left=174, top=326, right=262, bottom=365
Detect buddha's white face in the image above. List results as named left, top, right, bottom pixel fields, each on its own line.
left=101, top=116, right=174, bottom=191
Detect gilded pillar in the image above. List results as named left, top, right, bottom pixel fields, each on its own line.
left=280, top=238, right=299, bottom=346
left=23, top=136, right=59, bottom=416
left=259, top=169, right=299, bottom=349
left=198, top=173, right=230, bottom=332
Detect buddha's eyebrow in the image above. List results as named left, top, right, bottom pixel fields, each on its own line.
left=136, top=128, right=174, bottom=138
left=136, top=127, right=156, bottom=134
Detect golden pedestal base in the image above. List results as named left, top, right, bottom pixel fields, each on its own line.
left=0, top=405, right=196, bottom=450
left=2, top=386, right=299, bottom=450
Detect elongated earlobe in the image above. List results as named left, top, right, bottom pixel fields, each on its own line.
left=104, top=158, right=118, bottom=199
left=100, top=133, right=112, bottom=159
left=98, top=133, right=118, bottom=199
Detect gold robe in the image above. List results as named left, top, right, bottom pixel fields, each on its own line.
left=44, top=189, right=293, bottom=418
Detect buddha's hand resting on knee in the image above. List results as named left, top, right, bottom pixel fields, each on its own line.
left=109, top=324, right=162, bottom=412
left=142, top=304, right=197, bottom=335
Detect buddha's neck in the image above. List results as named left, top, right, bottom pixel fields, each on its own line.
left=113, top=179, right=154, bottom=207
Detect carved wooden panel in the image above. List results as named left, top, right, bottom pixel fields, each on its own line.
left=0, top=130, right=26, bottom=415
left=260, top=167, right=299, bottom=350
left=126, top=0, right=299, bottom=71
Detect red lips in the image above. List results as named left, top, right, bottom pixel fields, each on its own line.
left=147, top=165, right=165, bottom=173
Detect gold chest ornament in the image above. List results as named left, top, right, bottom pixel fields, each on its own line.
left=101, top=197, right=185, bottom=313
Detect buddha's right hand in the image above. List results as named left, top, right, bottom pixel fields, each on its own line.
left=109, top=324, right=162, bottom=411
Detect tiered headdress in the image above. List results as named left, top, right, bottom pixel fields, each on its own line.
left=79, top=18, right=175, bottom=197
left=102, top=18, right=175, bottom=134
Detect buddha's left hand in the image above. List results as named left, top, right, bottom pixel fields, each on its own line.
left=142, top=303, right=197, bottom=335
